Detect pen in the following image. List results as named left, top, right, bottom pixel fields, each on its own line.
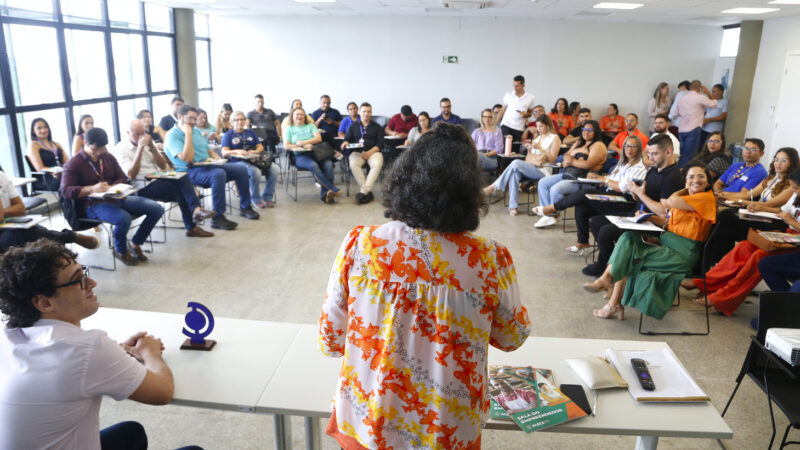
left=592, top=390, right=598, bottom=417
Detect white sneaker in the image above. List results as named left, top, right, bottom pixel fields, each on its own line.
left=531, top=206, right=545, bottom=216
left=534, top=216, right=557, bottom=228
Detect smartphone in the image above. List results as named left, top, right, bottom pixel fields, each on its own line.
left=559, top=384, right=592, bottom=415
left=632, top=179, right=644, bottom=187
left=5, top=217, right=33, bottom=224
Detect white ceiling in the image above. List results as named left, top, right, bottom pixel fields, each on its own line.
left=155, top=0, right=800, bottom=25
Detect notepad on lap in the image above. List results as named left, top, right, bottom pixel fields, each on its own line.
left=606, top=348, right=710, bottom=402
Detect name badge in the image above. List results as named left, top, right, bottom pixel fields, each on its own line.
left=741, top=176, right=749, bottom=182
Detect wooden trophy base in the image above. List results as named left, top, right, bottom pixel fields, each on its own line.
left=180, top=338, right=217, bottom=351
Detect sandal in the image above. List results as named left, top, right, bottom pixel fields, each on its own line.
left=593, top=303, right=624, bottom=320
left=509, top=208, right=518, bottom=216
left=583, top=279, right=611, bottom=293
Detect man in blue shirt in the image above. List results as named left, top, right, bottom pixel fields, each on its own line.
left=713, top=138, right=767, bottom=194
left=164, top=105, right=259, bottom=230
left=337, top=102, right=359, bottom=137
left=310, top=95, right=342, bottom=147
left=431, top=97, right=462, bottom=125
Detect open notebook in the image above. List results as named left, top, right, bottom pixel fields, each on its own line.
left=606, top=348, right=710, bottom=402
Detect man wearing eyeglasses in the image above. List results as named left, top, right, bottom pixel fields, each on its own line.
left=606, top=113, right=650, bottom=172
left=0, top=239, right=181, bottom=449
left=713, top=138, right=767, bottom=194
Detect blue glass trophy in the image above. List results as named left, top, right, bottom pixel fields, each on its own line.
left=180, top=301, right=217, bottom=351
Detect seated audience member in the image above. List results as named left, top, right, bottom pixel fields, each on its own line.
left=281, top=99, right=312, bottom=136
left=471, top=108, right=502, bottom=171
left=532, top=119, right=607, bottom=228
left=431, top=97, right=462, bottom=125
left=587, top=162, right=716, bottom=320
left=648, top=82, right=671, bottom=133
left=0, top=239, right=186, bottom=450
left=570, top=101, right=582, bottom=124
left=673, top=80, right=718, bottom=166
left=521, top=105, right=548, bottom=141
left=61, top=128, right=164, bottom=266
left=385, top=105, right=418, bottom=139
left=600, top=103, right=625, bottom=139
left=608, top=114, right=649, bottom=153
left=539, top=135, right=647, bottom=254
left=0, top=170, right=98, bottom=252
left=484, top=115, right=561, bottom=216
left=705, top=147, right=799, bottom=268
left=319, top=123, right=530, bottom=450
left=562, top=108, right=592, bottom=147
left=713, top=138, right=768, bottom=193
left=688, top=132, right=731, bottom=182
left=164, top=105, right=258, bottom=230
left=246, top=94, right=282, bottom=151
left=548, top=98, right=574, bottom=137
left=158, top=96, right=184, bottom=132
left=668, top=80, right=691, bottom=129
left=311, top=95, right=342, bottom=147
left=581, top=134, right=683, bottom=277
left=701, top=84, right=727, bottom=144
left=342, top=102, right=384, bottom=205
left=759, top=201, right=800, bottom=293
left=404, top=111, right=431, bottom=147
left=221, top=111, right=279, bottom=209
left=337, top=101, right=359, bottom=138
left=285, top=107, right=341, bottom=203
left=111, top=119, right=214, bottom=238
left=650, top=113, right=680, bottom=162
left=195, top=108, right=218, bottom=143
left=685, top=168, right=800, bottom=316
left=71, top=114, right=94, bottom=157
left=26, top=117, right=69, bottom=192
left=215, top=103, right=233, bottom=135
left=137, top=109, right=166, bottom=148
left=497, top=75, right=535, bottom=142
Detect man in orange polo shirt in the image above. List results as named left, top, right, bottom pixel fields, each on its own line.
left=604, top=113, right=649, bottom=172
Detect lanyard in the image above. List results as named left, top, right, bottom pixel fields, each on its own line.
left=37, top=139, right=61, bottom=165
left=359, top=123, right=367, bottom=144
left=726, top=164, right=754, bottom=186
left=87, top=157, right=104, bottom=182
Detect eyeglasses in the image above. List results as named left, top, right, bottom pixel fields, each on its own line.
left=707, top=140, right=721, bottom=144
left=622, top=144, right=638, bottom=149
left=582, top=128, right=595, bottom=132
left=774, top=158, right=789, bottom=164
left=744, top=146, right=760, bottom=152
left=481, top=115, right=493, bottom=119
left=54, top=266, right=90, bottom=291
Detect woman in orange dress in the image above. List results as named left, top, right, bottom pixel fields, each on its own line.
left=548, top=97, right=574, bottom=137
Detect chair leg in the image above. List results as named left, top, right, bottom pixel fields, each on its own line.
left=779, top=423, right=793, bottom=449
left=721, top=379, right=743, bottom=417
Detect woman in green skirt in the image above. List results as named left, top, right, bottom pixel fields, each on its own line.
left=586, top=162, right=717, bottom=320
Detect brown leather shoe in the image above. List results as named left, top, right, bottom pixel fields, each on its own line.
left=114, top=250, right=138, bottom=266
left=128, top=243, right=148, bottom=262
left=74, top=233, right=100, bottom=250
left=186, top=226, right=214, bottom=238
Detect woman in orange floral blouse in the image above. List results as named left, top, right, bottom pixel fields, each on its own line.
left=319, top=123, right=531, bottom=450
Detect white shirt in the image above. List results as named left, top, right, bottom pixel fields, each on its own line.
left=608, top=160, right=648, bottom=194
left=782, top=194, right=800, bottom=231
left=0, top=319, right=146, bottom=450
left=650, top=130, right=681, bottom=156
left=668, top=90, right=688, bottom=127
left=501, top=90, right=536, bottom=131
left=110, top=139, right=163, bottom=189
left=0, top=170, right=20, bottom=209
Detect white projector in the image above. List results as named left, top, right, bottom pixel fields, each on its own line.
left=765, top=328, right=800, bottom=367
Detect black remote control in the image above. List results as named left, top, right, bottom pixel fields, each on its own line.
left=631, top=358, right=655, bottom=391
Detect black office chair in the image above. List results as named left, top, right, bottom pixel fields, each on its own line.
left=1, top=162, right=53, bottom=227
left=721, top=292, right=800, bottom=449
left=285, top=151, right=315, bottom=202
left=638, top=221, right=720, bottom=336
left=59, top=193, right=116, bottom=271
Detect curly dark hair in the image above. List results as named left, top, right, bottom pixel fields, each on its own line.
left=383, top=123, right=488, bottom=233
left=681, top=161, right=713, bottom=191
left=0, top=239, right=77, bottom=328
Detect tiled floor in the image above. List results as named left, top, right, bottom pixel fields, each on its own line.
left=70, top=174, right=789, bottom=449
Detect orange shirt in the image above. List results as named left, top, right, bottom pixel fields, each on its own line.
left=548, top=112, right=574, bottom=136
left=600, top=115, right=625, bottom=133
left=611, top=129, right=650, bottom=150
left=667, top=190, right=716, bottom=242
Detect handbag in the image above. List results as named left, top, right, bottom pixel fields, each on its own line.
left=562, top=165, right=589, bottom=180
left=747, top=228, right=798, bottom=253
left=311, top=142, right=335, bottom=162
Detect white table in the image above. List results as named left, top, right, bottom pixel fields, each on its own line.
left=274, top=328, right=732, bottom=450
left=11, top=176, right=36, bottom=188
left=82, top=308, right=303, bottom=449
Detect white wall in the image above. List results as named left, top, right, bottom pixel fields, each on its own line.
left=745, top=15, right=800, bottom=155
left=209, top=15, right=721, bottom=129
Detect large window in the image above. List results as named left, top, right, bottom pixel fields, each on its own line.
left=196, top=12, right=212, bottom=117
left=0, top=0, right=207, bottom=176
left=720, top=25, right=740, bottom=58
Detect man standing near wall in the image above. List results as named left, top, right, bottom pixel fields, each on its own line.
left=497, top=75, right=536, bottom=143
left=668, top=80, right=690, bottom=131
left=673, top=80, right=717, bottom=166
left=701, top=84, right=728, bottom=144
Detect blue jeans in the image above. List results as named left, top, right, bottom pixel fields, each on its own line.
left=758, top=251, right=800, bottom=292
left=678, top=127, right=702, bottom=167
left=295, top=154, right=338, bottom=199
left=85, top=196, right=164, bottom=254
left=492, top=160, right=546, bottom=209
left=478, top=153, right=498, bottom=171
left=100, top=421, right=201, bottom=450
left=188, top=163, right=251, bottom=215
left=537, top=173, right=583, bottom=207
left=232, top=160, right=279, bottom=203
left=138, top=177, right=199, bottom=230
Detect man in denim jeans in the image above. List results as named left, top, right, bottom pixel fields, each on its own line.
left=673, top=80, right=717, bottom=167
left=164, top=104, right=260, bottom=230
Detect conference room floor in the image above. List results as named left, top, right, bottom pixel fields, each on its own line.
left=67, top=175, right=784, bottom=449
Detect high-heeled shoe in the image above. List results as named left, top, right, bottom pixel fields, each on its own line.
left=593, top=304, right=624, bottom=320
left=583, top=279, right=611, bottom=293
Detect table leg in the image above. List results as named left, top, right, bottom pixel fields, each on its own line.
left=274, top=414, right=292, bottom=450
left=305, top=416, right=321, bottom=450
left=635, top=435, right=658, bottom=450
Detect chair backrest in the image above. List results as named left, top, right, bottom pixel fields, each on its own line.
left=372, top=115, right=387, bottom=127
left=251, top=127, right=268, bottom=144
left=756, top=292, right=800, bottom=343
left=462, top=118, right=478, bottom=135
